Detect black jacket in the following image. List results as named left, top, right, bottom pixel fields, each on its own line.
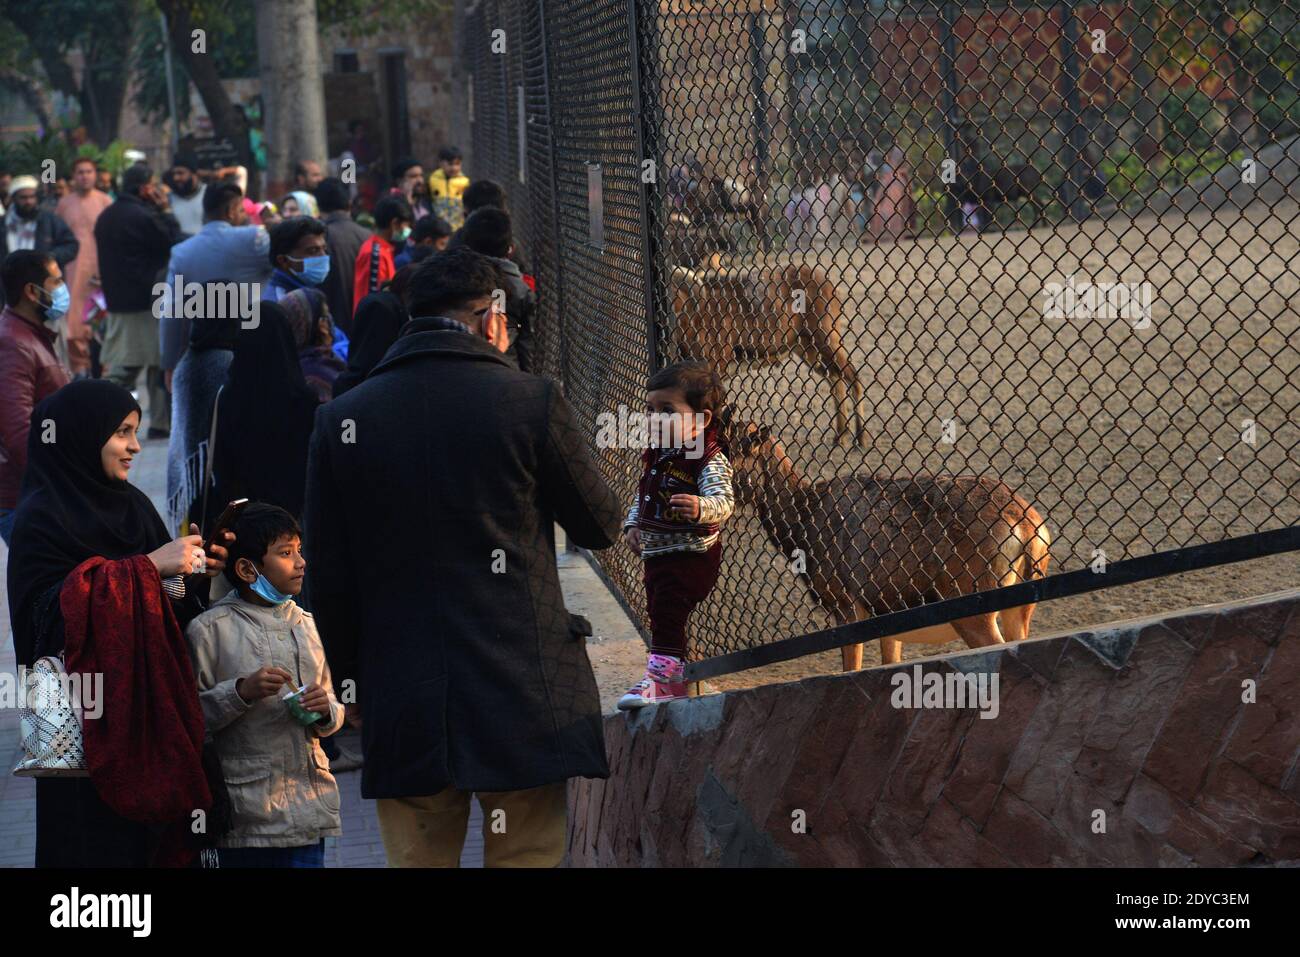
left=303, top=326, right=623, bottom=797
left=321, top=211, right=371, bottom=335
left=93, top=194, right=183, bottom=312
left=0, top=211, right=78, bottom=301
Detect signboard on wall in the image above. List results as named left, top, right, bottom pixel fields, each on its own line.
left=180, top=135, right=241, bottom=170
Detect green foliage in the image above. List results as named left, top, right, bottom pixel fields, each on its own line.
left=131, top=18, right=191, bottom=127
left=85, top=139, right=132, bottom=176
left=0, top=133, right=76, bottom=178
left=131, top=0, right=259, bottom=126
left=0, top=132, right=134, bottom=178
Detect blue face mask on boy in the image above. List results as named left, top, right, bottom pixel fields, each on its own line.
left=249, top=570, right=294, bottom=606
left=289, top=255, right=331, bottom=286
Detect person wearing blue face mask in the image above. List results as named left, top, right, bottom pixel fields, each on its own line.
left=0, top=250, right=72, bottom=543
left=185, top=502, right=345, bottom=866
left=36, top=277, right=71, bottom=328
left=264, top=218, right=349, bottom=361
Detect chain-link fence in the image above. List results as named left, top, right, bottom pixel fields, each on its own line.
left=459, top=0, right=1300, bottom=678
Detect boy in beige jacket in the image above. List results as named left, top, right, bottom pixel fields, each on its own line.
left=186, top=503, right=344, bottom=867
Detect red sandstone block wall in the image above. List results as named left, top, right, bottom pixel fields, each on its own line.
left=567, top=588, right=1300, bottom=866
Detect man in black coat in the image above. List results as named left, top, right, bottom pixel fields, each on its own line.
left=304, top=246, right=623, bottom=867
left=93, top=164, right=183, bottom=437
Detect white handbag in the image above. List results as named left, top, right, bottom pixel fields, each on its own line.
left=12, top=655, right=90, bottom=778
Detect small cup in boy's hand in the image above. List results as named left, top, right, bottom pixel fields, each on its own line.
left=237, top=666, right=295, bottom=702
left=298, top=683, right=330, bottom=716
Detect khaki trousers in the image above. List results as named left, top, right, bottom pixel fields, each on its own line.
left=376, top=781, right=567, bottom=868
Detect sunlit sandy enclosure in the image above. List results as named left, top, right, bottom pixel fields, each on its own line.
left=693, top=189, right=1299, bottom=687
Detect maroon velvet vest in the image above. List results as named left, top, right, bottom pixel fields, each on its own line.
left=634, top=428, right=724, bottom=536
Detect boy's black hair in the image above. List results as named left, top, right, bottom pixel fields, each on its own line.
left=438, top=145, right=463, bottom=163
left=374, top=194, right=413, bottom=229
left=412, top=216, right=451, bottom=244
left=268, top=217, right=326, bottom=266
left=647, top=360, right=725, bottom=418
left=223, top=502, right=302, bottom=588
left=458, top=207, right=512, bottom=258
left=462, top=179, right=507, bottom=215
left=405, top=247, right=501, bottom=317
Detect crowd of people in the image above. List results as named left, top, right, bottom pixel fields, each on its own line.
left=1, top=141, right=735, bottom=870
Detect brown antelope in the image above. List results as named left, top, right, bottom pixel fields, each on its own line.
left=669, top=263, right=867, bottom=447
left=728, top=420, right=1051, bottom=670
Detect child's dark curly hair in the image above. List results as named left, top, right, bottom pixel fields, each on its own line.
left=647, top=360, right=725, bottom=420
left=223, top=502, right=302, bottom=588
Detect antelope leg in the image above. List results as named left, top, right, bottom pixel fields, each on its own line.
left=950, top=613, right=1005, bottom=649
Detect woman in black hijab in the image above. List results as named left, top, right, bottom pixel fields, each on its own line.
left=331, top=263, right=415, bottom=398
left=210, top=301, right=321, bottom=522
left=7, top=379, right=231, bottom=867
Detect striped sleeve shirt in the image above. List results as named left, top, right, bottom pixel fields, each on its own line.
left=624, top=452, right=735, bottom=557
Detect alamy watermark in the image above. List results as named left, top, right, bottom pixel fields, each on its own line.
left=151, top=275, right=262, bottom=328
left=890, top=664, right=1000, bottom=720
left=2, top=666, right=103, bottom=720
left=1042, top=276, right=1153, bottom=328
left=50, top=887, right=150, bottom=937
left=594, top=405, right=710, bottom=458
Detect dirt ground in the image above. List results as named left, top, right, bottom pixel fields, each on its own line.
left=618, top=198, right=1300, bottom=690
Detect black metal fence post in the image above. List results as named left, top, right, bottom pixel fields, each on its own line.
left=1057, top=0, right=1090, bottom=222
left=628, top=0, right=660, bottom=373
left=748, top=11, right=772, bottom=255
left=939, top=1, right=964, bottom=234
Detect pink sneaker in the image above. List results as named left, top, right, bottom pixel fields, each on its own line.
left=617, top=654, right=688, bottom=710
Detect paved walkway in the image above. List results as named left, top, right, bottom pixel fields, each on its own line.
left=0, top=435, right=643, bottom=868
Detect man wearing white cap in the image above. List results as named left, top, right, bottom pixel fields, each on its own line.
left=0, top=175, right=79, bottom=368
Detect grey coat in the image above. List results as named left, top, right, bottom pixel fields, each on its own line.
left=186, top=592, right=344, bottom=849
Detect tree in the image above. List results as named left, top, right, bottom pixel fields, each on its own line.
left=131, top=1, right=257, bottom=128
left=256, top=0, right=328, bottom=197
left=0, top=0, right=137, bottom=146
left=156, top=0, right=255, bottom=172
left=152, top=0, right=450, bottom=196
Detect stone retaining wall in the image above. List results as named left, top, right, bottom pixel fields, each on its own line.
left=567, top=588, right=1300, bottom=866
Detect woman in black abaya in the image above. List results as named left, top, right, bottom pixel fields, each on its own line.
left=8, top=379, right=231, bottom=866
left=330, top=264, right=415, bottom=398
left=209, top=301, right=321, bottom=523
